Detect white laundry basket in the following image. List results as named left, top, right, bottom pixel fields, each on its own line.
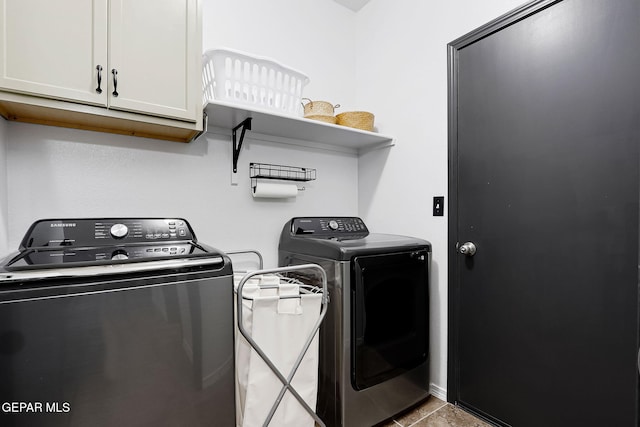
left=203, top=48, right=310, bottom=116
left=231, top=262, right=328, bottom=427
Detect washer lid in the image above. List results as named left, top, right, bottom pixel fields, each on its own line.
left=2, top=242, right=214, bottom=271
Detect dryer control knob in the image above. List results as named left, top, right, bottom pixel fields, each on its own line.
left=110, top=223, right=129, bottom=239
left=328, top=220, right=339, bottom=230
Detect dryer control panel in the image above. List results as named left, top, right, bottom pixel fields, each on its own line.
left=290, top=217, right=369, bottom=238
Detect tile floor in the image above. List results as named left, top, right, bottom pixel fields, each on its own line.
left=379, top=396, right=492, bottom=427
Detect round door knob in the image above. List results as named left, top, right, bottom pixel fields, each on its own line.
left=110, top=223, right=129, bottom=239
left=459, top=242, right=477, bottom=256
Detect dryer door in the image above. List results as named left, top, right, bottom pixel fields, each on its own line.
left=351, top=250, right=429, bottom=390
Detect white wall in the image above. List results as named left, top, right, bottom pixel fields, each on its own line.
left=355, top=0, right=527, bottom=397
left=0, top=118, right=8, bottom=255
left=5, top=124, right=358, bottom=268
left=203, top=0, right=358, bottom=110
left=2, top=0, right=361, bottom=268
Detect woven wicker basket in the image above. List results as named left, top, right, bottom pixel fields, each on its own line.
left=336, top=111, right=374, bottom=131
left=302, top=99, right=339, bottom=117
left=305, top=114, right=337, bottom=124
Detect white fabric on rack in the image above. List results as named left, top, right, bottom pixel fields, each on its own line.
left=235, top=274, right=280, bottom=427
left=234, top=274, right=321, bottom=427
left=243, top=293, right=321, bottom=427
left=234, top=275, right=260, bottom=427
left=277, top=282, right=302, bottom=315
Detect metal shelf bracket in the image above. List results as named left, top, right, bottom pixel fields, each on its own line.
left=232, top=118, right=252, bottom=174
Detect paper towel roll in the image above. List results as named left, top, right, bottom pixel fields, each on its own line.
left=252, top=181, right=298, bottom=199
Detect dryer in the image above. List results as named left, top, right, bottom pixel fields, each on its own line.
left=279, top=217, right=431, bottom=427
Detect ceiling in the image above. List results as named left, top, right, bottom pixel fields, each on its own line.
left=332, top=0, right=371, bottom=12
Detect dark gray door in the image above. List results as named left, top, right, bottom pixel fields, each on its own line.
left=448, top=1, right=640, bottom=426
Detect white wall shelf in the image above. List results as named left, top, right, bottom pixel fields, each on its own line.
left=203, top=100, right=394, bottom=154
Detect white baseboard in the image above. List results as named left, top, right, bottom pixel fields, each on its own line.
left=430, top=383, right=447, bottom=401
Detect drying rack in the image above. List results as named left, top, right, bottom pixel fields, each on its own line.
left=227, top=250, right=329, bottom=427
left=250, top=163, right=317, bottom=193
left=249, top=163, right=317, bottom=182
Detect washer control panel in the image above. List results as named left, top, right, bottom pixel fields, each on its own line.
left=290, top=217, right=369, bottom=237
left=9, top=243, right=202, bottom=268
left=20, top=218, right=195, bottom=249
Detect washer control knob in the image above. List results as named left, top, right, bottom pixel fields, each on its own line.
left=328, top=220, right=339, bottom=230
left=110, top=223, right=129, bottom=239
left=111, top=250, right=128, bottom=260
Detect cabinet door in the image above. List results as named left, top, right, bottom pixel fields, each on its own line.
left=0, top=0, right=108, bottom=106
left=108, top=0, right=200, bottom=122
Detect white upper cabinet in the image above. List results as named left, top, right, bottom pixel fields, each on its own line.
left=0, top=0, right=108, bottom=107
left=108, top=0, right=199, bottom=121
left=0, top=0, right=200, bottom=125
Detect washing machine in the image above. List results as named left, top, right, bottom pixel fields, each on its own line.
left=0, top=218, right=235, bottom=426
left=278, top=217, right=431, bottom=427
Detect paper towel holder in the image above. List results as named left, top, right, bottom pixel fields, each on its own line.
left=250, top=162, right=316, bottom=193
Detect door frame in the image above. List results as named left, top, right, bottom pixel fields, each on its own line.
left=446, top=0, right=562, bottom=404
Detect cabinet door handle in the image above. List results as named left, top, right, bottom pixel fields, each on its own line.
left=95, top=65, right=103, bottom=94
left=111, top=68, right=119, bottom=97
